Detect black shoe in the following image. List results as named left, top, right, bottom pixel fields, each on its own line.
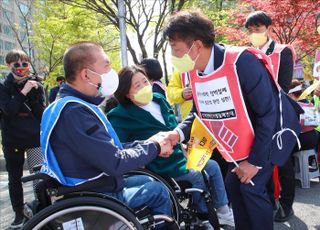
left=274, top=208, right=294, bottom=222
left=10, top=213, right=24, bottom=229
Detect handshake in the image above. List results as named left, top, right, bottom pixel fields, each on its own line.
left=148, top=131, right=180, bottom=158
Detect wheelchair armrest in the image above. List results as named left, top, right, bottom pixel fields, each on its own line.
left=21, top=173, right=52, bottom=183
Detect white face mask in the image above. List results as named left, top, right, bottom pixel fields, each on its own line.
left=88, top=69, right=119, bottom=97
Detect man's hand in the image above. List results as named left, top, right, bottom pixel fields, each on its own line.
left=162, top=130, right=180, bottom=146
left=148, top=132, right=173, bottom=158
left=182, top=87, right=193, bottom=100
left=232, top=160, right=259, bottom=184
left=21, top=80, right=38, bottom=96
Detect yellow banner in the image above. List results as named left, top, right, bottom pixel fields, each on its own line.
left=186, top=114, right=218, bottom=171
left=298, top=80, right=319, bottom=100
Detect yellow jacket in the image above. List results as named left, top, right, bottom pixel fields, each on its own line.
left=167, top=71, right=193, bottom=120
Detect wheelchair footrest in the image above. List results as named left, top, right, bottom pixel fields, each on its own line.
left=134, top=206, right=151, bottom=219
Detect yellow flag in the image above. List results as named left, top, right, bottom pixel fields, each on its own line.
left=298, top=80, right=319, bottom=100
left=186, top=114, right=218, bottom=171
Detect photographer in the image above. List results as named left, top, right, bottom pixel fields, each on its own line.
left=0, top=50, right=45, bottom=228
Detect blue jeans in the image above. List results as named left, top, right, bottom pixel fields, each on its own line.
left=174, top=160, right=228, bottom=213
left=106, top=175, right=172, bottom=216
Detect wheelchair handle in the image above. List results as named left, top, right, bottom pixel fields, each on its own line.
left=21, top=173, right=51, bottom=183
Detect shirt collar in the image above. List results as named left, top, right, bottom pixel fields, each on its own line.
left=59, top=84, right=105, bottom=105
left=260, top=38, right=273, bottom=54
left=203, top=47, right=215, bottom=75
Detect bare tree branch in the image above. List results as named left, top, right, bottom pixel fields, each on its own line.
left=59, top=0, right=189, bottom=63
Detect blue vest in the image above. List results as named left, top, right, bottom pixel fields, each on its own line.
left=40, top=96, right=122, bottom=186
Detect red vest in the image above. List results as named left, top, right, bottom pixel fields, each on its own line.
left=269, top=44, right=296, bottom=82
left=190, top=46, right=278, bottom=162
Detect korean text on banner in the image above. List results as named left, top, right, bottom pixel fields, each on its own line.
left=187, top=114, right=218, bottom=171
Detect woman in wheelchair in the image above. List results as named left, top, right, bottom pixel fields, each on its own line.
left=27, top=42, right=179, bottom=230
left=108, top=65, right=235, bottom=228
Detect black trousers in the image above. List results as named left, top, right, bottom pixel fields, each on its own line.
left=3, top=146, right=43, bottom=213
left=278, top=157, right=295, bottom=212
left=3, top=146, right=26, bottom=213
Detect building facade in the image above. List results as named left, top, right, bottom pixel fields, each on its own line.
left=0, top=0, right=31, bottom=77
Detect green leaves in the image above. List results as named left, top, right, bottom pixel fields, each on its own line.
left=31, top=0, right=120, bottom=87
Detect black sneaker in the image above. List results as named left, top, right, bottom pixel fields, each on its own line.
left=10, top=214, right=25, bottom=229
left=274, top=208, right=294, bottom=222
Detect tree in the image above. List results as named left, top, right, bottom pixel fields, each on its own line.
left=31, top=0, right=120, bottom=87
left=185, top=0, right=237, bottom=44
left=59, top=0, right=189, bottom=64
left=220, top=0, right=320, bottom=61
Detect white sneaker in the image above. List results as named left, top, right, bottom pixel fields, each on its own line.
left=217, top=208, right=235, bottom=227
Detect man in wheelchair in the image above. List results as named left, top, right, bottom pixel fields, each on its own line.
left=33, top=41, right=177, bottom=229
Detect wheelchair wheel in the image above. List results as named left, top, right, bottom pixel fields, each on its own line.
left=22, top=196, right=143, bottom=230
left=127, top=169, right=181, bottom=224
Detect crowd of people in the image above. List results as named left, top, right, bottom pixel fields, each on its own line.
left=0, top=9, right=319, bottom=230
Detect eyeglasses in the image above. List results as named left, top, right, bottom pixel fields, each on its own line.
left=13, top=62, right=29, bottom=68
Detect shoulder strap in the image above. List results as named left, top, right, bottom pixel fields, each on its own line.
left=223, top=46, right=247, bottom=65
left=273, top=44, right=296, bottom=64
left=246, top=47, right=281, bottom=91
left=153, top=81, right=166, bottom=91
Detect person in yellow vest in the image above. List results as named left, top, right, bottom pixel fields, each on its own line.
left=245, top=11, right=296, bottom=222
left=162, top=10, right=302, bottom=230
left=167, top=70, right=193, bottom=120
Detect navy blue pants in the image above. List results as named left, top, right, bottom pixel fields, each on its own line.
left=225, top=161, right=274, bottom=230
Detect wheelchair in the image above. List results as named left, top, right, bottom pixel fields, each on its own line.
left=21, top=167, right=220, bottom=230
left=127, top=169, right=221, bottom=230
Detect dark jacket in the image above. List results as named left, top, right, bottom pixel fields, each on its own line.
left=48, top=85, right=60, bottom=103
left=152, top=81, right=166, bottom=98
left=108, top=93, right=188, bottom=178
left=179, top=44, right=302, bottom=167
left=49, top=84, right=160, bottom=192
left=0, top=73, right=45, bottom=148
left=266, top=41, right=294, bottom=93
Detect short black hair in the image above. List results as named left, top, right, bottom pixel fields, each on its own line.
left=163, top=10, right=215, bottom=48
left=140, top=58, right=163, bottom=81
left=63, top=41, right=103, bottom=83
left=114, top=65, right=147, bottom=105
left=245, top=11, right=272, bottom=28
left=56, top=76, right=65, bottom=82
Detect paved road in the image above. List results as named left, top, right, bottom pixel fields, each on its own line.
left=0, top=171, right=319, bottom=230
